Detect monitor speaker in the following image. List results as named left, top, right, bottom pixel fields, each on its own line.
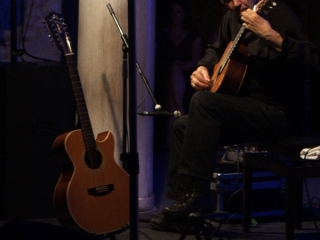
left=0, top=62, right=76, bottom=220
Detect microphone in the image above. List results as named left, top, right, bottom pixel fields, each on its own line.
left=138, top=110, right=181, bottom=118
left=107, top=3, right=115, bottom=15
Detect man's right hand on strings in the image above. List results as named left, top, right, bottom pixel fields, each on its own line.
left=190, top=66, right=213, bottom=91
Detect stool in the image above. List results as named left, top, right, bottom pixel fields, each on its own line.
left=242, top=136, right=320, bottom=240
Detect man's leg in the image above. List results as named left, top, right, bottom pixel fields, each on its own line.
left=151, top=91, right=301, bottom=230
left=165, top=115, right=193, bottom=200
left=164, top=91, right=301, bottom=216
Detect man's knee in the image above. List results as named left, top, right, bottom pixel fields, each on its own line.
left=173, top=115, right=188, bottom=131
left=189, top=91, right=212, bottom=109
left=190, top=91, right=227, bottom=110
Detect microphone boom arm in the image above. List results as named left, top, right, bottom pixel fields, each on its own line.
left=135, top=61, right=161, bottom=110
left=107, top=3, right=161, bottom=111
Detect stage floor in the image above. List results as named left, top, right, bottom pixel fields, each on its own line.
left=0, top=211, right=319, bottom=240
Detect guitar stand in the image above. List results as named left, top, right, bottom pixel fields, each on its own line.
left=102, top=234, right=116, bottom=240
left=100, top=224, right=130, bottom=240
left=179, top=211, right=229, bottom=240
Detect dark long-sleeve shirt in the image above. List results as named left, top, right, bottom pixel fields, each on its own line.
left=198, top=1, right=318, bottom=127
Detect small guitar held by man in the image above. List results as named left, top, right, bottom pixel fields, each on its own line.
left=193, top=0, right=275, bottom=95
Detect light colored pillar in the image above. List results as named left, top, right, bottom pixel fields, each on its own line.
left=78, top=0, right=155, bottom=212
left=136, top=0, right=156, bottom=211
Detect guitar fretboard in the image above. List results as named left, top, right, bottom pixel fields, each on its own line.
left=219, top=0, right=272, bottom=74
left=219, top=25, right=246, bottom=74
left=65, top=54, right=96, bottom=150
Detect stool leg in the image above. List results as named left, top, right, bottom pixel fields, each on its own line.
left=285, top=169, right=296, bottom=240
left=242, top=153, right=253, bottom=233
left=295, top=178, right=303, bottom=229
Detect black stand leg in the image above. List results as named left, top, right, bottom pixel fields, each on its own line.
left=106, top=3, right=139, bottom=239
left=179, top=212, right=211, bottom=240
left=102, top=233, right=117, bottom=240
left=242, top=152, right=253, bottom=233
left=285, top=168, right=296, bottom=240
left=10, top=0, right=17, bottom=64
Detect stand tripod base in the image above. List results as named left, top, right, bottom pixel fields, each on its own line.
left=179, top=211, right=229, bottom=240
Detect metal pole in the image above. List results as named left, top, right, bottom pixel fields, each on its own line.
left=10, top=0, right=17, bottom=63
left=128, top=1, right=139, bottom=239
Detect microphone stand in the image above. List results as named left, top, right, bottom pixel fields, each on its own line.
left=107, top=3, right=139, bottom=239
left=107, top=3, right=174, bottom=239
left=10, top=0, right=18, bottom=64
left=107, top=3, right=162, bottom=112
left=135, top=61, right=162, bottom=111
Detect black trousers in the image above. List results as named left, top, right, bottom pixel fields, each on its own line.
left=166, top=91, right=303, bottom=200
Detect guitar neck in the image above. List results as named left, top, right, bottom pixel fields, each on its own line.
left=220, top=0, right=272, bottom=71
left=65, top=54, right=96, bottom=149
left=227, top=25, right=246, bottom=56
left=219, top=25, right=246, bottom=74
left=222, top=0, right=272, bottom=66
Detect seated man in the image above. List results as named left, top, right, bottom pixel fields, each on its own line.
left=150, top=0, right=318, bottom=232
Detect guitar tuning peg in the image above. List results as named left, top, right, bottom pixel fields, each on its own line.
left=267, top=1, right=276, bottom=7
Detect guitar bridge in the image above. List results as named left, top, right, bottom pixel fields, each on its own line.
left=88, top=184, right=114, bottom=196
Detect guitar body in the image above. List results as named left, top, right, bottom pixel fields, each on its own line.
left=45, top=12, right=130, bottom=235
left=53, top=129, right=129, bottom=234
left=210, top=0, right=275, bottom=94
left=210, top=41, right=249, bottom=94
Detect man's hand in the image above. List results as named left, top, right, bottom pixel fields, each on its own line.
left=241, top=9, right=283, bottom=52
left=190, top=66, right=212, bottom=91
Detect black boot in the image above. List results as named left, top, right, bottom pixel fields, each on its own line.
left=162, top=180, right=214, bottom=217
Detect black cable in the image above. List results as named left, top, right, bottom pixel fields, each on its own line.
left=301, top=149, right=320, bottom=239
left=294, top=150, right=320, bottom=238
left=138, top=229, right=152, bottom=240
left=203, top=214, right=235, bottom=240
left=16, top=0, right=59, bottom=63
left=304, top=177, right=320, bottom=239
left=224, top=189, right=242, bottom=215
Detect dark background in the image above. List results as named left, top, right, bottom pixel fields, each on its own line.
left=2, top=0, right=320, bottom=63
left=1, top=0, right=320, bottom=220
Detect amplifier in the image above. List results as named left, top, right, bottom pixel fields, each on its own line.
left=0, top=62, right=76, bottom=220
left=211, top=171, right=286, bottom=218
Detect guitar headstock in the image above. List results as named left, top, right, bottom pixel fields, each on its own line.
left=254, top=0, right=276, bottom=15
left=44, top=12, right=73, bottom=55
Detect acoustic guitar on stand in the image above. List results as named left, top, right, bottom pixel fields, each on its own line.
left=209, top=0, right=274, bottom=94
left=45, top=12, right=129, bottom=235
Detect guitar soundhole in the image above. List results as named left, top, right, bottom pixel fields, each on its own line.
left=85, top=149, right=102, bottom=169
